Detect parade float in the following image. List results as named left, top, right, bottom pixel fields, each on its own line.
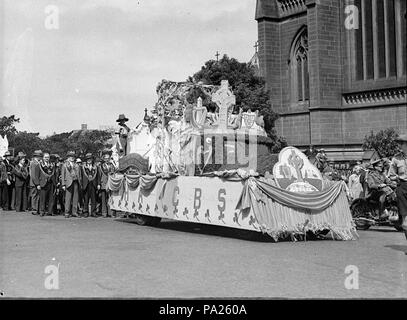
left=107, top=80, right=357, bottom=241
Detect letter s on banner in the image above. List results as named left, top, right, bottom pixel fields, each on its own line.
left=344, top=5, right=359, bottom=30
left=218, top=189, right=226, bottom=212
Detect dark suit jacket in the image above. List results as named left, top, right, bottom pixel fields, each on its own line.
left=38, top=162, right=55, bottom=188
left=0, top=162, right=8, bottom=184
left=13, top=165, right=29, bottom=187
left=81, top=165, right=100, bottom=190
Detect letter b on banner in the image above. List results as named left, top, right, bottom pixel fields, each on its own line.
left=194, top=188, right=202, bottom=210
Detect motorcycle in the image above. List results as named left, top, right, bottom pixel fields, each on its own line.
left=350, top=190, right=404, bottom=231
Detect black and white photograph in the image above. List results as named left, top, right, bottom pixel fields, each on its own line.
left=0, top=0, right=406, bottom=307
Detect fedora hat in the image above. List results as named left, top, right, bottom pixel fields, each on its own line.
left=101, top=148, right=112, bottom=156
left=66, top=151, right=75, bottom=157
left=85, top=153, right=94, bottom=160
left=4, top=150, right=11, bottom=157
left=116, top=114, right=129, bottom=123
left=33, top=150, right=43, bottom=157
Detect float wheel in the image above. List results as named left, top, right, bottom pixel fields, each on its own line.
left=134, top=214, right=161, bottom=227
left=350, top=199, right=372, bottom=230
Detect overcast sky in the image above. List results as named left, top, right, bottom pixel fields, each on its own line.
left=2, top=0, right=257, bottom=136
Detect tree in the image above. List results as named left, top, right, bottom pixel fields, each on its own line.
left=69, top=130, right=112, bottom=157
left=9, top=131, right=44, bottom=157
left=43, top=130, right=112, bottom=158
left=190, top=55, right=286, bottom=151
left=0, top=115, right=20, bottom=138
left=362, top=128, right=400, bottom=158
left=42, top=132, right=72, bottom=156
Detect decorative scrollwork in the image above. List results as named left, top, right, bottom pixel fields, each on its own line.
left=343, top=87, right=407, bottom=106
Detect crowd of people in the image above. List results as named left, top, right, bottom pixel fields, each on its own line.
left=1, top=134, right=406, bottom=236
left=0, top=148, right=117, bottom=218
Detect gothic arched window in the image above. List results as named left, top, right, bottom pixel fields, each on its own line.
left=290, top=28, right=309, bottom=103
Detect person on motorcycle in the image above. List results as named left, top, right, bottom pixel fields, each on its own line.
left=388, top=134, right=407, bottom=240
left=366, top=159, right=395, bottom=219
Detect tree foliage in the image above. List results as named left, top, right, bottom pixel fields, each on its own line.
left=362, top=128, right=401, bottom=158
left=9, top=131, right=43, bottom=157
left=0, top=115, right=20, bottom=138
left=190, top=55, right=286, bottom=151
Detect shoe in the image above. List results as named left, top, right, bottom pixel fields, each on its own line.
left=31, top=211, right=38, bottom=215
left=65, top=214, right=70, bottom=218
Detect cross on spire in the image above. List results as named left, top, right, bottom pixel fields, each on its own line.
left=254, top=41, right=259, bottom=53
left=215, top=51, right=220, bottom=62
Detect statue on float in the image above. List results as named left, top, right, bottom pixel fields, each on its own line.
left=114, top=79, right=270, bottom=175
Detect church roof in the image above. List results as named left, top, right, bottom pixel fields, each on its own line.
left=255, top=0, right=279, bottom=20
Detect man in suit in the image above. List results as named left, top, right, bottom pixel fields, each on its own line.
left=29, top=150, right=43, bottom=215
left=61, top=151, right=81, bottom=218
left=81, top=153, right=100, bottom=217
left=98, top=149, right=115, bottom=217
left=0, top=156, right=9, bottom=210
left=52, top=155, right=64, bottom=215
left=2, top=151, right=15, bottom=211
left=13, top=152, right=29, bottom=212
left=388, top=134, right=407, bottom=241
left=37, top=152, right=56, bottom=216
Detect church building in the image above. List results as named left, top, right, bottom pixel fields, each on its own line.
left=255, top=0, right=406, bottom=161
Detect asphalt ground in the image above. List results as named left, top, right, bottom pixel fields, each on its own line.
left=0, top=210, right=406, bottom=298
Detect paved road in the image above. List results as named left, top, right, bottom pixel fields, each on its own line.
left=0, top=210, right=406, bottom=298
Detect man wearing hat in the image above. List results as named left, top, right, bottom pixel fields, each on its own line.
left=98, top=149, right=115, bottom=217
left=52, top=154, right=64, bottom=215
left=116, top=114, right=130, bottom=157
left=388, top=134, right=407, bottom=239
left=13, top=152, right=29, bottom=212
left=81, top=153, right=100, bottom=217
left=0, top=156, right=9, bottom=210
left=29, top=150, right=43, bottom=214
left=366, top=159, right=394, bottom=218
left=36, top=152, right=56, bottom=216
left=61, top=151, right=82, bottom=218
left=2, top=150, right=15, bottom=211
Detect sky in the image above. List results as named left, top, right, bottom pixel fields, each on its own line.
left=1, top=0, right=258, bottom=136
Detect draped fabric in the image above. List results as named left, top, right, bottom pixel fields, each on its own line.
left=107, top=172, right=178, bottom=193
left=237, top=177, right=347, bottom=211
left=236, top=177, right=357, bottom=240
left=107, top=172, right=357, bottom=241
left=201, top=169, right=259, bottom=181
